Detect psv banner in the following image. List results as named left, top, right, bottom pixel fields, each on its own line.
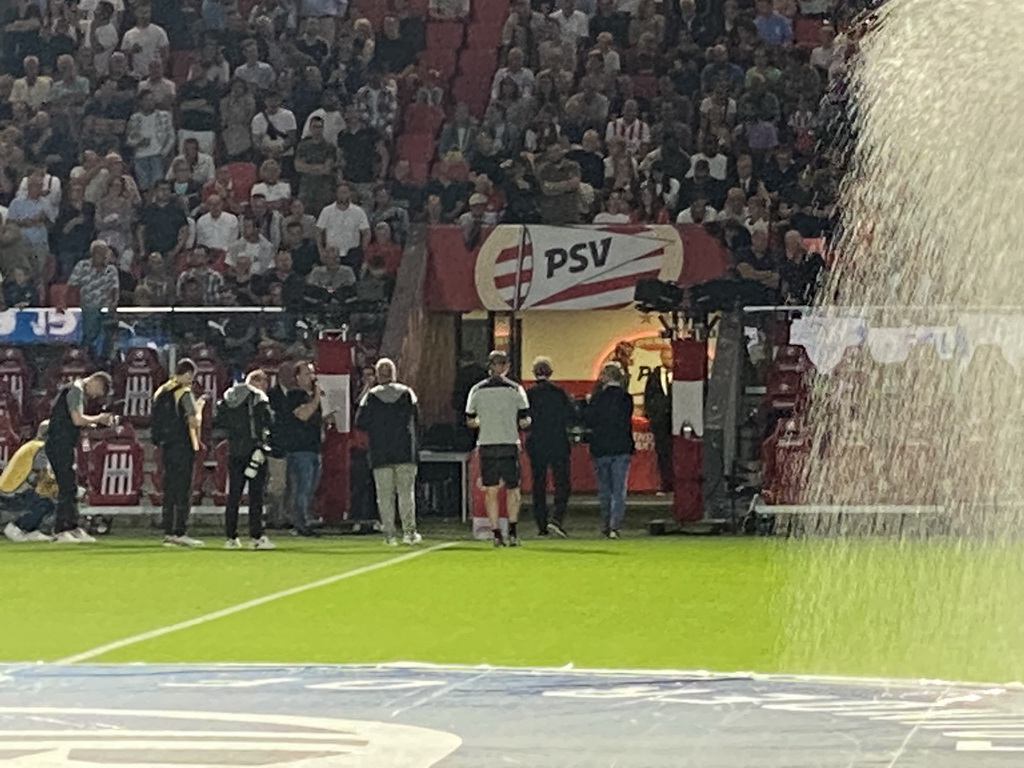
left=474, top=225, right=684, bottom=311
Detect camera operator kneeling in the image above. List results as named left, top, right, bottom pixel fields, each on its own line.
left=216, top=369, right=276, bottom=550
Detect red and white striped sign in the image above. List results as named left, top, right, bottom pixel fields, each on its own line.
left=475, top=225, right=684, bottom=312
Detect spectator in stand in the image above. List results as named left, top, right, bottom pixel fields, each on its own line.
left=69, top=240, right=119, bottom=356
left=226, top=216, right=275, bottom=274
left=754, top=0, right=793, bottom=46
left=167, top=139, right=215, bottom=187
left=375, top=16, right=417, bottom=75
left=354, top=254, right=395, bottom=312
left=121, top=5, right=169, bottom=79
left=458, top=192, right=491, bottom=249
left=369, top=186, right=409, bottom=247
left=718, top=187, right=749, bottom=226
left=188, top=39, right=231, bottom=86
left=249, top=194, right=284, bottom=249
left=590, top=0, right=630, bottom=48
left=221, top=79, right=258, bottom=160
left=605, top=99, right=650, bottom=159
left=138, top=180, right=189, bottom=261
left=50, top=55, right=90, bottom=133
left=251, top=90, right=297, bottom=170
left=281, top=219, right=319, bottom=276
left=593, top=189, right=633, bottom=223
left=424, top=161, right=471, bottom=223
left=687, top=134, right=729, bottom=181
left=438, top=103, right=479, bottom=161
left=629, top=0, right=666, bottom=47
left=355, top=67, right=398, bottom=140
left=140, top=251, right=176, bottom=305
left=177, top=245, right=225, bottom=304
left=563, top=76, right=610, bottom=143
left=701, top=44, right=745, bottom=94
left=338, top=108, right=386, bottom=199
left=365, top=221, right=403, bottom=275
left=295, top=18, right=330, bottom=72
left=138, top=58, right=177, bottom=111
left=499, top=156, right=541, bottom=224
left=747, top=46, right=782, bottom=90
left=428, top=0, right=470, bottom=20
left=646, top=161, right=680, bottom=214
left=594, top=32, right=621, bottom=77
left=780, top=47, right=822, bottom=113
left=4, top=267, right=37, bottom=308
left=779, top=229, right=825, bottom=305
left=317, top=182, right=370, bottom=270
left=551, top=0, right=590, bottom=58
left=676, top=195, right=717, bottom=224
left=536, top=137, right=582, bottom=226
left=491, top=48, right=535, bottom=102
left=584, top=361, right=634, bottom=539
left=52, top=180, right=95, bottom=280
left=700, top=82, right=737, bottom=136
left=222, top=254, right=262, bottom=306
left=811, top=23, right=843, bottom=74
left=127, top=91, right=176, bottom=192
left=307, top=245, right=356, bottom=294
left=7, top=173, right=55, bottom=271
left=294, top=116, right=338, bottom=216
left=234, top=38, right=276, bottom=92
left=502, top=0, right=546, bottom=59
left=763, top=143, right=799, bottom=196
left=603, top=136, right=638, bottom=192
left=302, top=88, right=345, bottom=146
left=566, top=129, right=605, bottom=191
left=734, top=227, right=781, bottom=296
left=489, top=80, right=532, bottom=144
left=285, top=198, right=319, bottom=241
left=195, top=194, right=240, bottom=254
left=251, top=159, right=292, bottom=212
left=10, top=57, right=52, bottom=116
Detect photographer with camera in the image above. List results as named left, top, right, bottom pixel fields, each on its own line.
left=216, top=369, right=275, bottom=550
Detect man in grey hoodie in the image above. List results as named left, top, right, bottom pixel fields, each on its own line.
left=355, top=358, right=421, bottom=546
left=216, top=368, right=276, bottom=550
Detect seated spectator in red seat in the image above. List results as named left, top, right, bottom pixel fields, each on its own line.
left=387, top=161, right=424, bottom=217
left=167, top=138, right=215, bottom=187
left=491, top=48, right=536, bottom=102
left=779, top=229, right=825, bottom=305
left=356, top=254, right=394, bottom=303
left=734, top=227, right=781, bottom=295
left=226, top=216, right=275, bottom=275
left=3, top=267, right=37, bottom=308
left=308, top=245, right=357, bottom=294
left=429, top=0, right=469, bottom=20
left=176, top=246, right=225, bottom=304
left=762, top=143, right=799, bottom=196
left=524, top=107, right=563, bottom=154
left=202, top=167, right=246, bottom=213
left=458, top=193, right=492, bottom=249
left=376, top=16, right=417, bottom=75
left=369, top=185, right=410, bottom=247
left=439, top=103, right=480, bottom=162
left=365, top=222, right=403, bottom=275
left=258, top=249, right=305, bottom=310
left=676, top=196, right=717, bottom=225
left=593, top=189, right=632, bottom=224
left=603, top=136, right=638, bottom=192
left=52, top=180, right=95, bottom=281
left=222, top=254, right=264, bottom=306
left=295, top=117, right=338, bottom=216
left=338, top=109, right=386, bottom=193
left=423, top=193, right=444, bottom=225
left=605, top=98, right=650, bottom=159
left=139, top=180, right=190, bottom=261
left=489, top=81, right=532, bottom=146
left=196, top=193, right=241, bottom=254
left=564, top=76, right=610, bottom=144
left=139, top=251, right=176, bottom=305
left=355, top=68, right=398, bottom=141
left=251, top=159, right=292, bottom=212
left=281, top=220, right=320, bottom=277
left=251, top=90, right=297, bottom=168
left=284, top=198, right=318, bottom=241
left=425, top=162, right=472, bottom=224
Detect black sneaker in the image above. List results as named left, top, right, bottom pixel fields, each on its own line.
left=493, top=534, right=505, bottom=548
left=508, top=534, right=521, bottom=547
left=547, top=522, right=568, bottom=538
left=537, top=528, right=550, bottom=537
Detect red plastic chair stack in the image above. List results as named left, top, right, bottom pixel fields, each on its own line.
left=114, top=347, right=167, bottom=427
left=85, top=423, right=145, bottom=506
left=760, top=417, right=812, bottom=505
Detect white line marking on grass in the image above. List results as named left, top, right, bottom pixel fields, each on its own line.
left=54, top=543, right=453, bottom=665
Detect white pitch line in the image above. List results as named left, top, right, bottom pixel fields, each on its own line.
left=54, top=543, right=453, bottom=665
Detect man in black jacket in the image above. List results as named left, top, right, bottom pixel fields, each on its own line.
left=217, top=369, right=275, bottom=550
left=585, top=362, right=635, bottom=539
left=643, top=346, right=674, bottom=494
left=526, top=357, right=575, bottom=538
left=356, top=358, right=421, bottom=546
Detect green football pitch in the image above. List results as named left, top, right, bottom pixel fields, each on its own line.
left=2, top=523, right=1022, bottom=684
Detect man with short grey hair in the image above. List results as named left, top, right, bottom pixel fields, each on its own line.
left=526, top=356, right=575, bottom=538
left=356, top=358, right=421, bottom=545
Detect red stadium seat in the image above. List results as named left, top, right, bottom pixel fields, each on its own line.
left=794, top=17, right=824, bottom=48
left=149, top=443, right=209, bottom=506
left=760, top=417, right=811, bottom=505
left=403, top=103, right=446, bottom=136
left=0, top=346, right=32, bottom=411
left=407, top=160, right=430, bottom=183
left=225, top=162, right=259, bottom=202
left=418, top=48, right=458, bottom=78
left=457, top=49, right=496, bottom=77
left=772, top=344, right=815, bottom=374
left=765, top=370, right=808, bottom=412
left=188, top=344, right=229, bottom=433
left=631, top=74, right=660, bottom=101
left=170, top=49, right=199, bottom=85
left=114, top=348, right=167, bottom=427
left=425, top=22, right=464, bottom=51
left=49, top=284, right=80, bottom=309
left=85, top=426, right=145, bottom=506
left=397, top=132, right=437, bottom=163
left=473, top=2, right=507, bottom=23
left=48, top=347, right=92, bottom=394
left=466, top=23, right=503, bottom=49
left=249, top=344, right=288, bottom=390
left=450, top=78, right=489, bottom=119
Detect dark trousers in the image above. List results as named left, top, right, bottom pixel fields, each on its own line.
left=652, top=425, right=674, bottom=493
left=529, top=451, right=571, bottom=531
left=162, top=442, right=196, bottom=536
left=225, top=453, right=267, bottom=540
left=4, top=492, right=55, bottom=532
left=46, top=440, right=79, bottom=534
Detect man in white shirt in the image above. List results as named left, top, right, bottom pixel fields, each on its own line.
left=251, top=91, right=297, bottom=164
left=316, top=182, right=370, bottom=267
left=685, top=135, right=729, bottom=181
left=490, top=47, right=535, bottom=101
left=550, top=0, right=589, bottom=52
left=166, top=138, right=215, bottom=185
left=137, top=58, right=176, bottom=109
left=9, top=57, right=52, bottom=116
left=234, top=39, right=276, bottom=93
left=675, top=197, right=717, bottom=225
left=225, top=217, right=274, bottom=274
left=127, top=91, right=176, bottom=191
left=604, top=99, right=650, bottom=158
left=301, top=89, right=345, bottom=145
left=195, top=195, right=240, bottom=252
left=120, top=5, right=169, bottom=79
left=250, top=159, right=293, bottom=211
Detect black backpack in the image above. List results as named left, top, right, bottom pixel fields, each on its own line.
left=150, top=384, right=186, bottom=446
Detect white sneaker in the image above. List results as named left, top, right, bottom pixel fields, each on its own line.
left=3, top=522, right=26, bottom=542
left=163, top=535, right=180, bottom=547
left=402, top=532, right=422, bottom=546
left=384, top=536, right=398, bottom=546
left=251, top=536, right=276, bottom=550
left=71, top=527, right=97, bottom=543
left=175, top=535, right=205, bottom=548
left=224, top=538, right=242, bottom=550
left=24, top=530, right=53, bottom=542
left=54, top=531, right=82, bottom=544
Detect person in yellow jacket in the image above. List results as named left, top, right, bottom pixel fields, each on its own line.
left=2, top=421, right=59, bottom=542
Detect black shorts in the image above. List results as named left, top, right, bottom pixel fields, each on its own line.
left=479, top=444, right=521, bottom=489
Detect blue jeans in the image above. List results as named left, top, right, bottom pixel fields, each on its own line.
left=134, top=154, right=165, bottom=191
left=287, top=452, right=322, bottom=532
left=593, top=454, right=631, bottom=533
left=2, top=492, right=55, bottom=533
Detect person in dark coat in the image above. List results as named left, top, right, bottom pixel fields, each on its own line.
left=356, top=358, right=421, bottom=546
left=643, top=345, right=674, bottom=493
left=451, top=350, right=487, bottom=449
left=525, top=356, right=576, bottom=537
left=584, top=361, right=635, bottom=538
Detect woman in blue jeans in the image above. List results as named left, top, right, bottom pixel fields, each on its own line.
left=585, top=362, right=636, bottom=539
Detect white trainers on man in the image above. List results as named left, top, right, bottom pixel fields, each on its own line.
left=164, top=535, right=205, bottom=548
left=71, top=528, right=97, bottom=543
left=3, top=522, right=26, bottom=542
left=402, top=532, right=423, bottom=546
left=224, top=538, right=242, bottom=550
left=251, top=536, right=276, bottom=550
left=24, top=530, right=53, bottom=542
left=54, top=531, right=82, bottom=543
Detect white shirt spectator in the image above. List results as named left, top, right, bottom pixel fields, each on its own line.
left=138, top=76, right=177, bottom=104
left=16, top=173, right=62, bottom=209
left=166, top=152, right=216, bottom=185
left=121, top=23, right=169, bottom=78
left=251, top=108, right=297, bottom=155
left=605, top=116, right=650, bottom=157
left=685, top=152, right=729, bottom=181
left=550, top=8, right=589, bottom=48
left=593, top=211, right=631, bottom=224
left=302, top=108, right=345, bottom=144
left=676, top=205, right=718, bottom=224
left=9, top=76, right=52, bottom=109
left=92, top=22, right=119, bottom=76
left=251, top=181, right=293, bottom=205
left=195, top=210, right=240, bottom=251
left=235, top=61, right=276, bottom=91
left=316, top=202, right=370, bottom=255
left=601, top=49, right=621, bottom=75
left=490, top=66, right=536, bottom=100
left=226, top=235, right=275, bottom=274
left=614, top=0, right=640, bottom=13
